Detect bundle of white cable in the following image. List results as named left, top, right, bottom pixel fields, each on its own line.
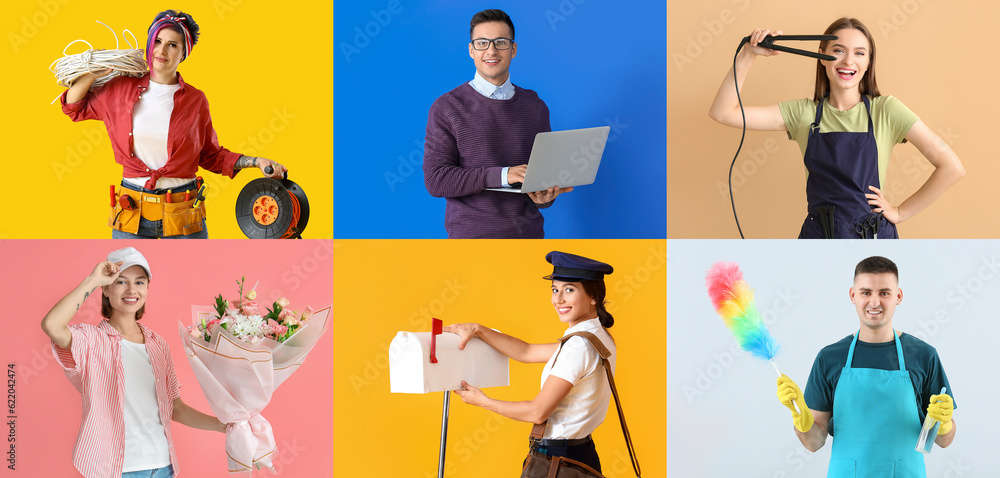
left=49, top=21, right=146, bottom=90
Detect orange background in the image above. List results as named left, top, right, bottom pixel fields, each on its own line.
left=668, top=0, right=997, bottom=238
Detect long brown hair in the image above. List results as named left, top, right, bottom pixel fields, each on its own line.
left=580, top=280, right=614, bottom=329
left=813, top=18, right=881, bottom=102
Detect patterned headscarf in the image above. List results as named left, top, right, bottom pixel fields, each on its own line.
left=146, top=14, right=193, bottom=68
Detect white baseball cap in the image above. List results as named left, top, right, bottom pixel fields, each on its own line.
left=107, top=247, right=152, bottom=280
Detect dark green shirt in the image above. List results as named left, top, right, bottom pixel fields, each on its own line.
left=804, top=332, right=954, bottom=436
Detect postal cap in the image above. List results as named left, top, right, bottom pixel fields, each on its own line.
left=542, top=251, right=613, bottom=282
left=107, top=247, right=152, bottom=280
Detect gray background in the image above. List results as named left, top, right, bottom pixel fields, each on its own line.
left=668, top=240, right=998, bottom=477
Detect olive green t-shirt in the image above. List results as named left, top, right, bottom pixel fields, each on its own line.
left=778, top=95, right=920, bottom=186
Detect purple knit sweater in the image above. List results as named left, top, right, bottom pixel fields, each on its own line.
left=423, top=83, right=551, bottom=238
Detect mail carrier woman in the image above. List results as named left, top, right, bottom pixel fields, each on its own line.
left=444, top=251, right=618, bottom=473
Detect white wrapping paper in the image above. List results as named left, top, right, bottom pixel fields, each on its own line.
left=179, top=305, right=330, bottom=473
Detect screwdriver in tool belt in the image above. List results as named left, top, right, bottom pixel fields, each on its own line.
left=192, top=185, right=208, bottom=209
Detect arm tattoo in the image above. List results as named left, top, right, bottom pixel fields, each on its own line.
left=77, top=287, right=97, bottom=311
left=235, top=155, right=259, bottom=170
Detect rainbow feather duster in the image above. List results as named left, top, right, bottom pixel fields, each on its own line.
left=706, top=262, right=781, bottom=375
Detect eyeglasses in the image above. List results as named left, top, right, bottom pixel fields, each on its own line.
left=471, top=38, right=513, bottom=50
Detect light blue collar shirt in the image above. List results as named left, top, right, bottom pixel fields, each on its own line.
left=469, top=71, right=517, bottom=186
left=469, top=71, right=516, bottom=100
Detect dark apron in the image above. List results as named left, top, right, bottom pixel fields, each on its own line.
left=799, top=96, right=898, bottom=239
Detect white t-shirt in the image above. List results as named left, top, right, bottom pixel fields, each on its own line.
left=128, top=79, right=194, bottom=189
left=540, top=318, right=616, bottom=439
left=120, top=339, right=171, bottom=472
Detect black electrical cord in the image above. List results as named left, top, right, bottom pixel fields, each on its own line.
left=727, top=34, right=835, bottom=239
left=729, top=37, right=751, bottom=239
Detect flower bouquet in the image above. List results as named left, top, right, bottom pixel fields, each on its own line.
left=179, top=277, right=330, bottom=473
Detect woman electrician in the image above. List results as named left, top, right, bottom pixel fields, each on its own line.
left=60, top=9, right=288, bottom=238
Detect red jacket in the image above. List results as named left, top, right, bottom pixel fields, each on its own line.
left=61, top=72, right=241, bottom=189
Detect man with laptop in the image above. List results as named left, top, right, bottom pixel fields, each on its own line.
left=423, top=9, right=574, bottom=238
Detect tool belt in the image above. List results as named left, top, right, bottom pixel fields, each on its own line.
left=109, top=180, right=205, bottom=236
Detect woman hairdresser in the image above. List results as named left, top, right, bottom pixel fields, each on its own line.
left=60, top=9, right=288, bottom=238
left=445, top=251, right=618, bottom=473
left=709, top=17, right=964, bottom=238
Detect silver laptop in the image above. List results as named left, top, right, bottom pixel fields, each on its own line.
left=486, top=126, right=611, bottom=194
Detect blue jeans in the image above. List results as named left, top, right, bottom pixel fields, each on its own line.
left=112, top=180, right=207, bottom=239
left=111, top=217, right=209, bottom=239
left=121, top=464, right=173, bottom=478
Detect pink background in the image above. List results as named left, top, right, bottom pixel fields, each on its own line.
left=0, top=240, right=332, bottom=477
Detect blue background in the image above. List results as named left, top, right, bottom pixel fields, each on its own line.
left=334, top=0, right=666, bottom=238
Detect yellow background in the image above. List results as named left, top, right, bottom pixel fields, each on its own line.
left=0, top=0, right=331, bottom=238
left=668, top=0, right=997, bottom=238
left=334, top=239, right=666, bottom=477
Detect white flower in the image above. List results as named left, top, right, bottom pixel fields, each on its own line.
left=222, top=311, right=269, bottom=341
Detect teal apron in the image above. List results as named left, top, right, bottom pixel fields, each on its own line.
left=828, top=331, right=925, bottom=477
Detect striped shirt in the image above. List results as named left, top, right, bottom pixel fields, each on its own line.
left=51, top=320, right=182, bottom=478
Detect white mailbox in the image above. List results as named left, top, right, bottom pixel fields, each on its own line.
left=389, top=331, right=509, bottom=394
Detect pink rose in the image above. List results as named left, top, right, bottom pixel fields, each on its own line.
left=278, top=308, right=297, bottom=325
left=188, top=327, right=203, bottom=340
left=300, top=306, right=315, bottom=321
left=267, top=319, right=288, bottom=337
left=275, top=297, right=290, bottom=309
left=241, top=300, right=262, bottom=316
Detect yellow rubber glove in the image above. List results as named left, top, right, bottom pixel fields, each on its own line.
left=927, top=393, right=954, bottom=435
left=776, top=374, right=813, bottom=433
